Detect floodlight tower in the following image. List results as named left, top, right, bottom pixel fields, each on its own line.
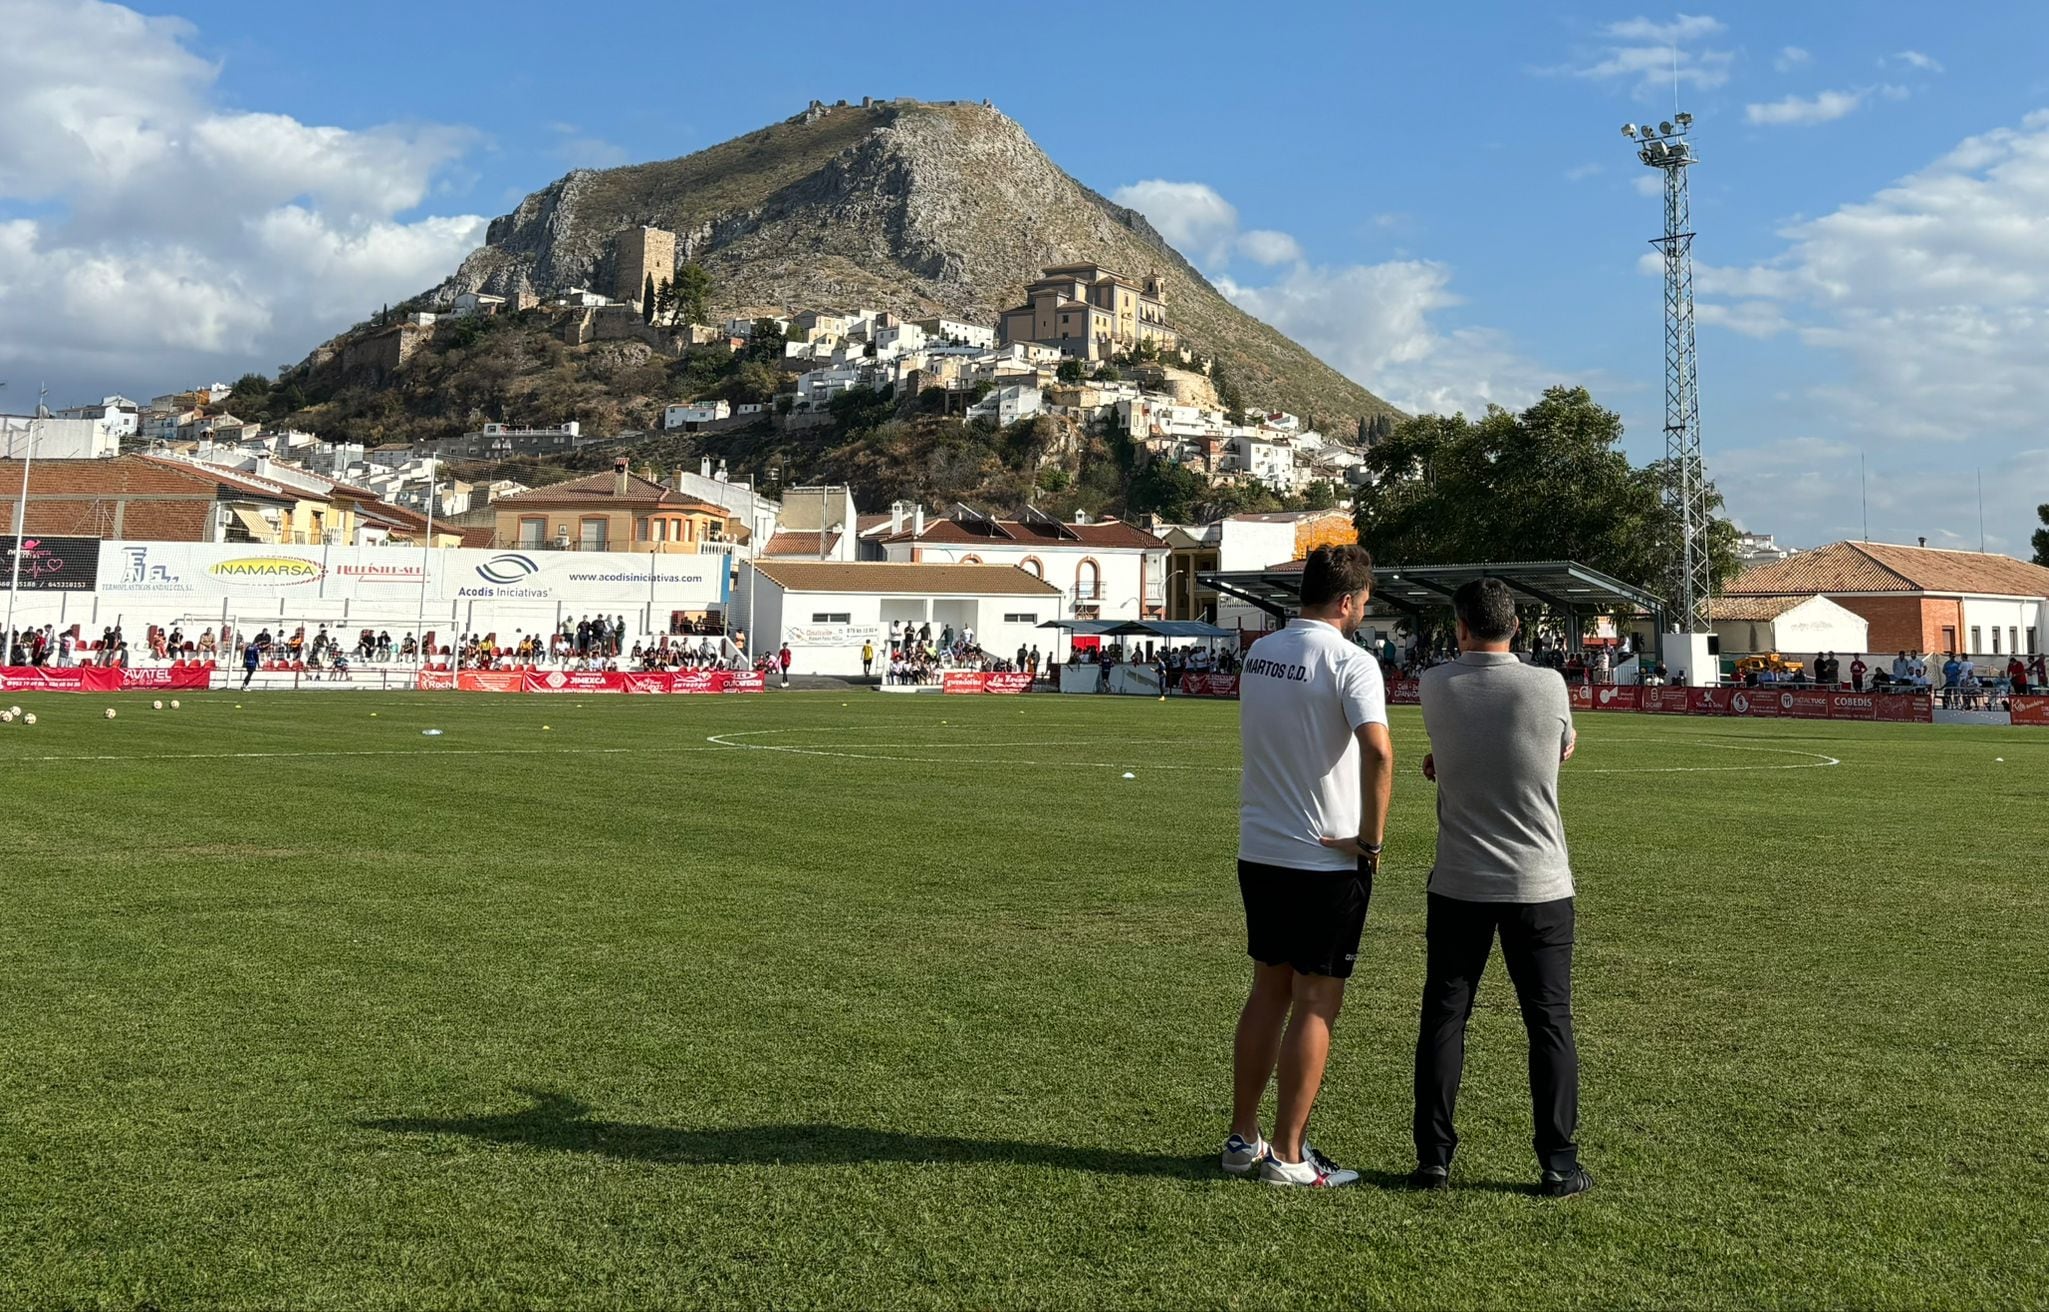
left=1623, top=113, right=1713, bottom=647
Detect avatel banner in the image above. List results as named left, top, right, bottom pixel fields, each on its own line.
left=0, top=663, right=213, bottom=692
left=2010, top=695, right=2049, bottom=726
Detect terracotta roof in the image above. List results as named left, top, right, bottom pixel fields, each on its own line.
left=458, top=525, right=496, bottom=549
left=495, top=470, right=723, bottom=511
left=1727, top=540, right=2049, bottom=598
left=134, top=455, right=303, bottom=504
left=748, top=561, right=1060, bottom=596
left=762, top=530, right=841, bottom=557
left=854, top=513, right=894, bottom=536
left=884, top=516, right=1167, bottom=550
left=1704, top=595, right=1812, bottom=622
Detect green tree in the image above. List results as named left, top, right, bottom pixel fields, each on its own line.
left=1093, top=364, right=1122, bottom=382
left=1056, top=358, right=1085, bottom=384
left=1350, top=385, right=1739, bottom=600
left=642, top=274, right=657, bottom=325
left=1210, top=360, right=1246, bottom=425
left=1302, top=479, right=1339, bottom=511
left=673, top=262, right=713, bottom=326
left=229, top=373, right=271, bottom=403
left=1125, top=459, right=1209, bottom=522
left=2032, top=503, right=2049, bottom=567
left=746, top=318, right=788, bottom=362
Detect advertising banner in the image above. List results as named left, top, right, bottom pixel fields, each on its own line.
left=1575, top=685, right=1643, bottom=713
left=1641, top=686, right=1690, bottom=714
left=1177, top=673, right=1240, bottom=698
left=2010, top=695, right=2049, bottom=726
left=1826, top=692, right=1877, bottom=721
left=0, top=664, right=211, bottom=692
left=412, top=668, right=764, bottom=694
left=0, top=536, right=101, bottom=591
left=93, top=541, right=724, bottom=607
left=942, top=671, right=1036, bottom=695
left=1777, top=689, right=1835, bottom=720
left=1872, top=693, right=1933, bottom=723
left=1388, top=679, right=1421, bottom=706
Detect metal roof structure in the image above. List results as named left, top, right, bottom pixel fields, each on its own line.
left=1037, top=618, right=1235, bottom=638
left=1198, top=559, right=1666, bottom=622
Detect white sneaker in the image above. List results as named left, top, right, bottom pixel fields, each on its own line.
left=1221, top=1132, right=1269, bottom=1176
left=1259, top=1142, right=1360, bottom=1188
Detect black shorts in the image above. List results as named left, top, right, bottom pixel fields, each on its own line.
left=1237, top=858, right=1373, bottom=979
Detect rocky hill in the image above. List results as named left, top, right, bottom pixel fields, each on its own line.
left=442, top=98, right=1398, bottom=425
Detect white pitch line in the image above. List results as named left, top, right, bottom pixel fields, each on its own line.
left=707, top=728, right=1843, bottom=775
left=0, top=746, right=707, bottom=765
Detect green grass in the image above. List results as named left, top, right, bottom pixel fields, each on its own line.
left=2, top=691, right=2045, bottom=1310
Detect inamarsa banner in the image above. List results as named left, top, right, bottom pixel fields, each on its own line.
left=93, top=541, right=726, bottom=606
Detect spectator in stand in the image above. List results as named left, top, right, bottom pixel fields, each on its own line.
left=1941, top=653, right=1963, bottom=706
left=1850, top=655, right=1868, bottom=692
left=2007, top=655, right=2028, bottom=696
left=888, top=619, right=904, bottom=655
left=1029, top=645, right=1042, bottom=679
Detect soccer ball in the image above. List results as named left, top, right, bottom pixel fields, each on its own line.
left=169, top=700, right=180, bottom=710
left=21, top=713, right=34, bottom=725
left=153, top=700, right=164, bottom=710
left=104, top=708, right=117, bottom=720
left=0, top=711, right=12, bottom=723
left=5, top=705, right=17, bottom=716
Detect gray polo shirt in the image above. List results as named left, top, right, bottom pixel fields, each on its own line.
left=1420, top=651, right=1576, bottom=904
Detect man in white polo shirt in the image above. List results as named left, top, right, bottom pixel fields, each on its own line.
left=1223, top=544, right=1394, bottom=1189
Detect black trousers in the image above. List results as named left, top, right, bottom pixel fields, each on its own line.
left=1414, top=892, right=1579, bottom=1173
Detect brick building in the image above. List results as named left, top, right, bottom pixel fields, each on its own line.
left=491, top=460, right=741, bottom=552
left=1724, top=540, right=2049, bottom=658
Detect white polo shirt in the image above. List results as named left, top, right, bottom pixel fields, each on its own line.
left=1238, top=618, right=1389, bottom=872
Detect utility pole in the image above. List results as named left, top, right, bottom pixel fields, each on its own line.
left=3, top=385, right=41, bottom=665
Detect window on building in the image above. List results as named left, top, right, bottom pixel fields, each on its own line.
left=1942, top=625, right=1957, bottom=653
left=2030, top=627, right=2039, bottom=654
left=579, top=517, right=608, bottom=551
left=1003, top=613, right=1038, bottom=624
left=1076, top=559, right=1100, bottom=601
left=1992, top=629, right=2002, bottom=655
left=1971, top=626, right=1982, bottom=653
left=961, top=554, right=982, bottom=565
left=2011, top=627, right=2020, bottom=655
left=517, top=517, right=546, bottom=547
left=810, top=612, right=852, bottom=624
left=1021, top=557, right=1043, bottom=578
left=636, top=517, right=651, bottom=541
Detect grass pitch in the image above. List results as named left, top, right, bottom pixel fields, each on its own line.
left=1, top=690, right=2044, bottom=1310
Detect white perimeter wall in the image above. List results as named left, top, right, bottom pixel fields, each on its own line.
left=736, top=581, right=1057, bottom=676
left=885, top=540, right=1166, bottom=621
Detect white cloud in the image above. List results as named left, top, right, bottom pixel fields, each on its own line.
left=1564, top=162, right=1604, bottom=182
left=1632, top=174, right=1665, bottom=198
left=1236, top=229, right=1303, bottom=266
left=1745, top=89, right=1869, bottom=126
left=1887, top=50, right=1944, bottom=74
left=0, top=0, right=486, bottom=402
left=1218, top=261, right=1565, bottom=418
left=1115, top=176, right=1567, bottom=417
left=1554, top=13, right=1734, bottom=97
left=548, top=123, right=631, bottom=170
left=1774, top=46, right=1811, bottom=72
left=1686, top=110, right=2049, bottom=547
left=1109, top=180, right=1239, bottom=265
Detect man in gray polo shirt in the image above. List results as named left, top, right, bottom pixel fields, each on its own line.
left=1410, top=577, right=1591, bottom=1197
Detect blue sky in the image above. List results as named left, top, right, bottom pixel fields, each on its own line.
left=3, top=0, right=2045, bottom=554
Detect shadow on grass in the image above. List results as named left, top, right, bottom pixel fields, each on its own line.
left=361, top=1089, right=1214, bottom=1180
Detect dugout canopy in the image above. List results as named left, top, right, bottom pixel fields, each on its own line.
left=1198, top=559, right=1666, bottom=632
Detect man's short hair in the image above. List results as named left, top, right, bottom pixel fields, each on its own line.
left=1299, top=544, right=1375, bottom=607
left=1453, top=577, right=1517, bottom=642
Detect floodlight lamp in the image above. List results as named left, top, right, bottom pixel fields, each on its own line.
left=1622, top=123, right=1638, bottom=137
left=1675, top=111, right=1693, bottom=127
left=1640, top=125, right=1657, bottom=139
left=1659, top=120, right=1674, bottom=136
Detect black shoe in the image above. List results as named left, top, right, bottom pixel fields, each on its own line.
left=1539, top=1166, right=1593, bottom=1198
left=1407, top=1165, right=1450, bottom=1191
